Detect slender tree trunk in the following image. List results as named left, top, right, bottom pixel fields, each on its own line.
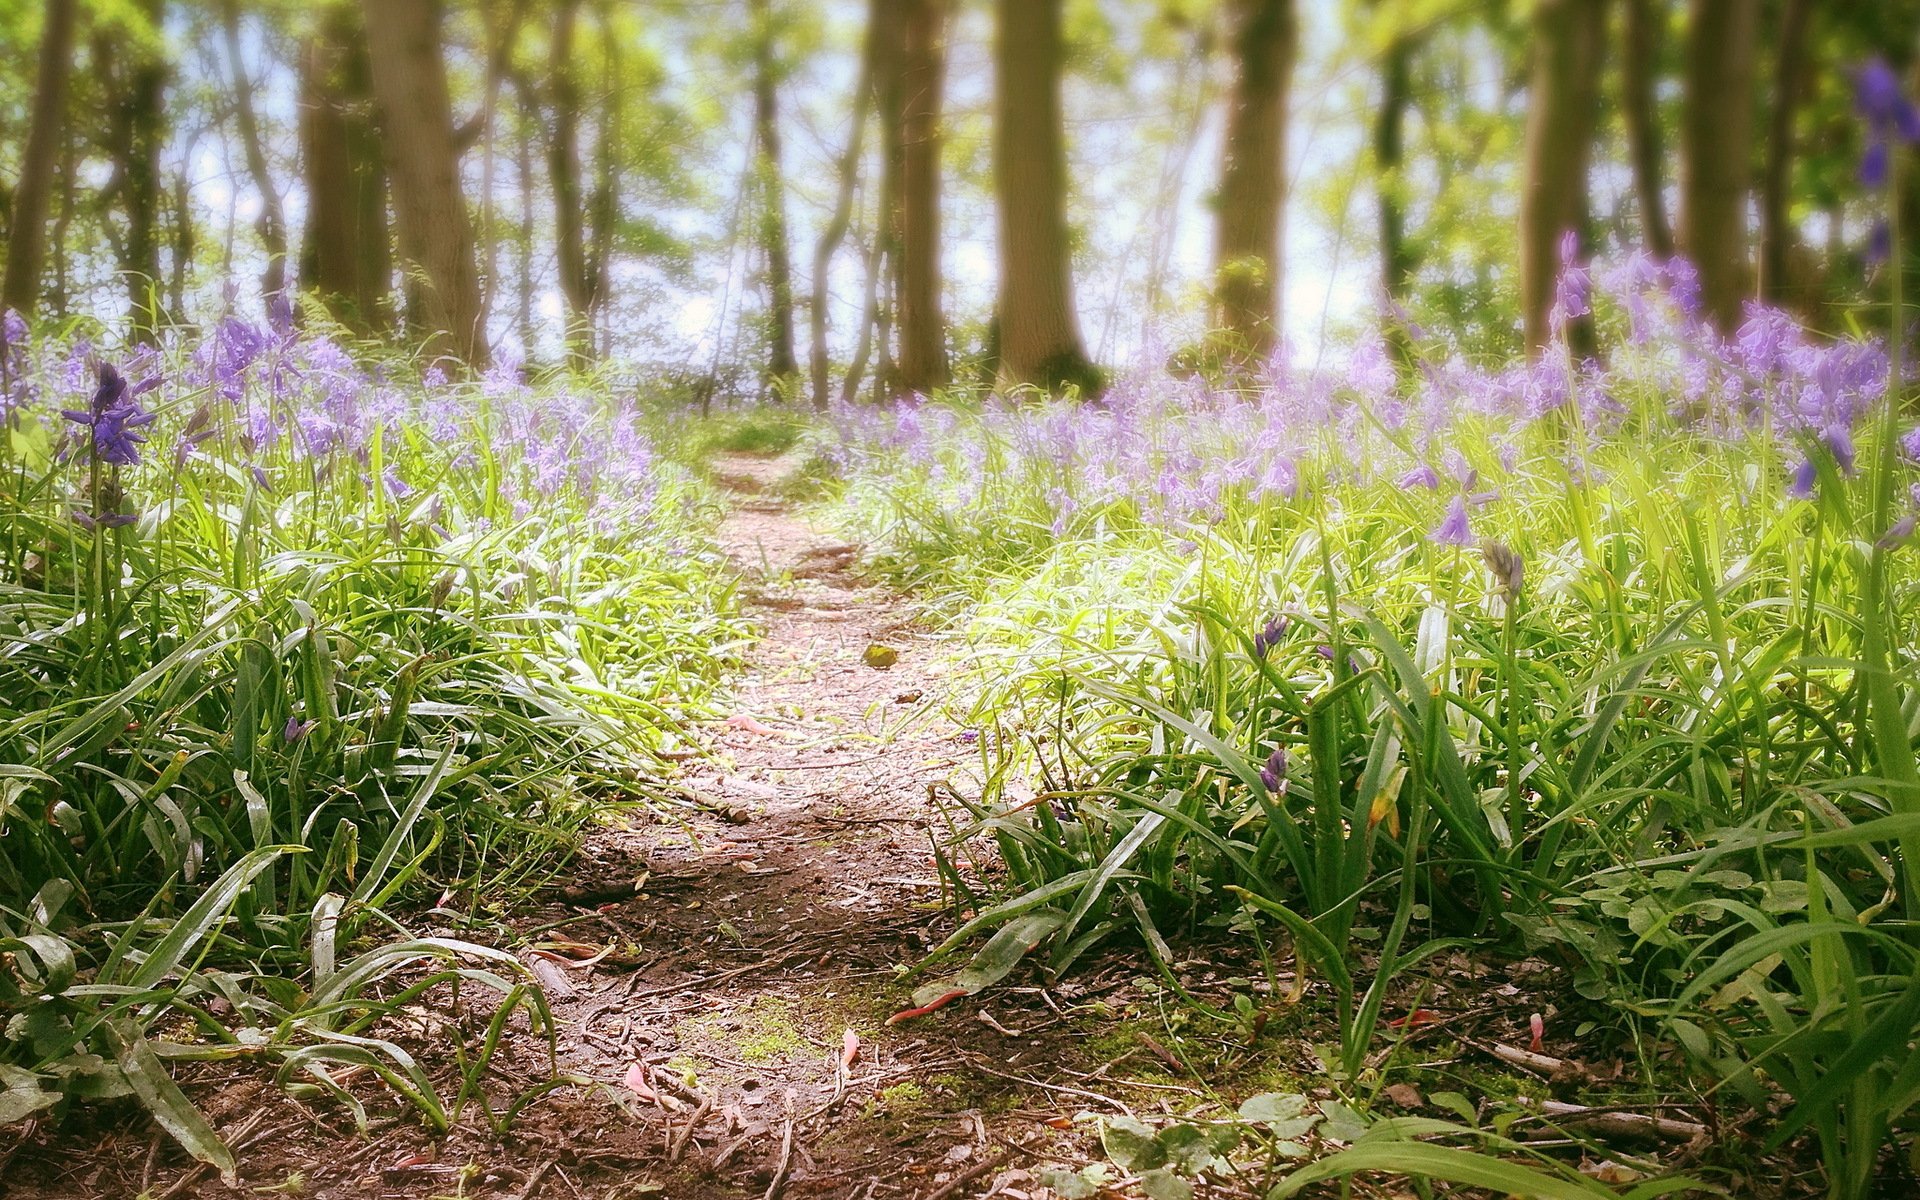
left=993, top=0, right=1096, bottom=394
left=547, top=0, right=593, bottom=359
left=221, top=0, right=287, bottom=299
left=810, top=0, right=879, bottom=410
left=50, top=129, right=76, bottom=317
left=1375, top=26, right=1417, bottom=363
left=892, top=0, right=950, bottom=395
left=1214, top=0, right=1297, bottom=365
left=1759, top=0, right=1812, bottom=306
left=2, top=0, right=79, bottom=318
left=751, top=0, right=799, bottom=387
left=168, top=147, right=194, bottom=323
left=1518, top=0, right=1604, bottom=352
left=361, top=0, right=488, bottom=366
left=588, top=0, right=621, bottom=358
left=113, top=0, right=167, bottom=340
left=516, top=101, right=536, bottom=359
left=1678, top=0, right=1759, bottom=331
left=1621, top=0, right=1673, bottom=258
left=298, top=9, right=391, bottom=335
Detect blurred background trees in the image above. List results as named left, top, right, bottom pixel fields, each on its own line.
left=0, top=0, right=1916, bottom=390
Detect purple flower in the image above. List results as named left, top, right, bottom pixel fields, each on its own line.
left=1820, top=423, right=1857, bottom=476
left=1398, top=464, right=1440, bottom=490
left=1258, top=747, right=1288, bottom=793
left=1252, top=615, right=1288, bottom=657
left=284, top=715, right=315, bottom=743
left=1433, top=495, right=1473, bottom=546
left=1862, top=139, right=1892, bottom=188
left=62, top=363, right=159, bottom=467
left=1788, top=458, right=1818, bottom=499
left=1550, top=231, right=1591, bottom=336
left=1854, top=59, right=1920, bottom=192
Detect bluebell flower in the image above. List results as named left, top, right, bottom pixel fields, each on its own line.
left=1434, top=495, right=1473, bottom=546
left=1252, top=615, right=1288, bottom=657
left=1398, top=464, right=1440, bottom=490
left=1788, top=458, right=1818, bottom=499
left=62, top=363, right=159, bottom=467
left=1258, top=747, right=1288, bottom=793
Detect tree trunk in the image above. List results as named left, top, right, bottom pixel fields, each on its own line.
left=809, top=0, right=880, bottom=409
left=548, top=0, right=593, bottom=358
left=992, top=0, right=1096, bottom=394
left=1213, top=0, right=1297, bottom=365
left=1621, top=0, right=1673, bottom=258
left=2, top=0, right=78, bottom=318
left=1758, top=0, right=1812, bottom=306
left=109, top=0, right=167, bottom=341
left=1678, top=0, right=1758, bottom=331
left=892, top=0, right=950, bottom=395
left=221, top=0, right=287, bottom=299
left=361, top=0, right=488, bottom=366
left=298, top=8, right=391, bottom=335
left=588, top=1, right=621, bottom=358
left=1518, top=0, right=1604, bottom=352
left=1375, top=26, right=1416, bottom=363
left=751, top=0, right=799, bottom=387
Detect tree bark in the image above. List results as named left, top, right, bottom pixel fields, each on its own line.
left=298, top=7, right=391, bottom=335
left=361, top=0, right=489, bottom=366
left=1621, top=0, right=1673, bottom=259
left=992, top=0, right=1096, bottom=394
left=751, top=0, right=799, bottom=387
left=1518, top=0, right=1604, bottom=352
left=891, top=0, right=950, bottom=395
left=221, top=0, right=287, bottom=299
left=103, top=0, right=167, bottom=341
left=1214, top=0, right=1297, bottom=365
left=1758, top=0, right=1812, bottom=306
left=588, top=0, right=621, bottom=358
left=1375, top=26, right=1416, bottom=363
left=548, top=0, right=594, bottom=358
left=1678, top=0, right=1758, bottom=331
left=809, top=0, right=880, bottom=409
left=2, top=0, right=79, bottom=318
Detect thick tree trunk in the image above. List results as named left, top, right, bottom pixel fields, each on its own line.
left=992, top=0, right=1096, bottom=394
left=361, top=0, right=488, bottom=366
left=1518, top=0, right=1604, bottom=352
left=1678, top=0, right=1758, bottom=331
left=1213, top=0, right=1297, bottom=365
left=751, top=0, right=799, bottom=387
left=221, top=0, right=287, bottom=299
left=892, top=0, right=950, bottom=395
left=1758, top=0, right=1812, bottom=306
left=1621, top=0, right=1673, bottom=259
left=548, top=0, right=594, bottom=358
left=1376, top=27, right=1416, bottom=362
left=2, top=0, right=78, bottom=318
left=298, top=9, right=391, bottom=335
left=809, top=0, right=879, bottom=410
left=588, top=1, right=621, bottom=358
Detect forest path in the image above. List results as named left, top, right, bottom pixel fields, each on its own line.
left=493, top=453, right=1098, bottom=1199
left=2, top=453, right=1116, bottom=1200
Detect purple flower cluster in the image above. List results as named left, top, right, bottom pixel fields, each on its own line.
left=63, top=363, right=159, bottom=467
left=1855, top=58, right=1920, bottom=189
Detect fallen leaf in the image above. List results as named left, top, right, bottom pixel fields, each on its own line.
left=840, top=1029, right=861, bottom=1069
left=1382, top=1083, right=1423, bottom=1109
left=724, top=713, right=781, bottom=736
left=885, top=988, right=969, bottom=1026
left=1388, top=1009, right=1443, bottom=1029
left=622, top=1062, right=660, bottom=1103
left=1529, top=1012, right=1546, bottom=1053
left=862, top=644, right=899, bottom=669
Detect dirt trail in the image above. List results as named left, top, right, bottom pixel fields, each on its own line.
left=4, top=452, right=1114, bottom=1200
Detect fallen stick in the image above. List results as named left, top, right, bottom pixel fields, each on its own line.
left=1518, top=1097, right=1708, bottom=1141
left=919, top=1147, right=1015, bottom=1200
left=763, top=1099, right=796, bottom=1200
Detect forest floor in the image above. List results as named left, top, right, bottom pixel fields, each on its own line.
left=0, top=453, right=1199, bottom=1199
left=1, top=453, right=1746, bottom=1200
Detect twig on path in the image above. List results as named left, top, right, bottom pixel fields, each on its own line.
left=763, top=1093, right=797, bottom=1200
left=668, top=1090, right=716, bottom=1164
left=1516, top=1097, right=1708, bottom=1141
left=959, top=1059, right=1136, bottom=1118
left=510, top=1162, right=555, bottom=1200
left=624, top=951, right=808, bottom=1001
left=919, top=1148, right=1015, bottom=1200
